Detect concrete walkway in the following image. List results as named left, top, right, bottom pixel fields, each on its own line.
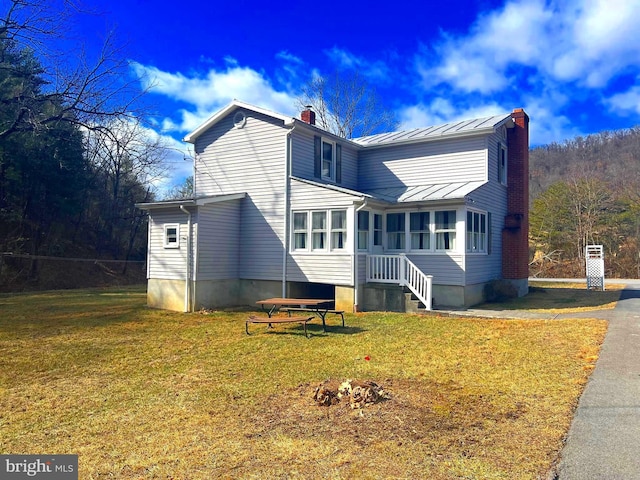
left=555, top=283, right=640, bottom=479
left=441, top=280, right=640, bottom=479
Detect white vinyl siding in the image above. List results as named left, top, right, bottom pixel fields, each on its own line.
left=290, top=128, right=359, bottom=189
left=195, top=200, right=241, bottom=280
left=193, top=110, right=287, bottom=281
left=148, top=212, right=188, bottom=280
left=358, top=136, right=487, bottom=190
left=288, top=179, right=357, bottom=285
left=463, top=179, right=507, bottom=284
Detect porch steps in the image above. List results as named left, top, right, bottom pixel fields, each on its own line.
left=404, top=289, right=431, bottom=313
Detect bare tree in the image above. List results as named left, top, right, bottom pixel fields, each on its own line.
left=0, top=0, right=143, bottom=139
left=296, top=71, right=398, bottom=139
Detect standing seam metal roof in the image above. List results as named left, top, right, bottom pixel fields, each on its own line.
left=353, top=113, right=513, bottom=147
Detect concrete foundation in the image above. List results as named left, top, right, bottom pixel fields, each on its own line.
left=147, top=278, right=187, bottom=311
left=147, top=277, right=528, bottom=313
left=335, top=285, right=355, bottom=313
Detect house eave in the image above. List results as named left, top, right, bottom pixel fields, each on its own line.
left=136, top=193, right=246, bottom=210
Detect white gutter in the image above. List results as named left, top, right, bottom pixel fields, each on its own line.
left=179, top=205, right=192, bottom=313
left=282, top=123, right=297, bottom=298
left=354, top=199, right=368, bottom=312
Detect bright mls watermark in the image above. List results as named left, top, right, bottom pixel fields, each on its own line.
left=1, top=455, right=77, bottom=479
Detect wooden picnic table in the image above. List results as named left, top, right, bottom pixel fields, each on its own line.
left=255, top=298, right=337, bottom=331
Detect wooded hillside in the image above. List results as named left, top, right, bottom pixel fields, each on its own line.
left=529, top=127, right=640, bottom=278
left=0, top=0, right=164, bottom=291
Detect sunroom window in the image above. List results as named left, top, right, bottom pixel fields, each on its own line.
left=373, top=214, right=383, bottom=247
left=312, top=211, right=327, bottom=250
left=293, top=212, right=307, bottom=250
left=435, top=210, right=456, bottom=250
left=386, top=213, right=405, bottom=250
left=466, top=211, right=487, bottom=253
left=410, top=212, right=430, bottom=250
left=357, top=211, right=369, bottom=250
left=331, top=210, right=347, bottom=250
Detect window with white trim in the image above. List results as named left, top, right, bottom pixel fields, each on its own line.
left=164, top=224, right=179, bottom=249
left=466, top=211, right=487, bottom=253
left=331, top=210, right=347, bottom=250
left=373, top=214, right=383, bottom=247
left=498, top=144, right=507, bottom=185
left=321, top=139, right=334, bottom=180
left=435, top=210, right=456, bottom=251
left=291, top=209, right=348, bottom=252
left=357, top=211, right=369, bottom=250
left=410, top=212, right=431, bottom=250
left=293, top=212, right=307, bottom=250
left=312, top=211, right=327, bottom=250
left=386, top=213, right=405, bottom=250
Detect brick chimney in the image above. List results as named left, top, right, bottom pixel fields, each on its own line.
left=502, top=108, right=529, bottom=285
left=301, top=105, right=316, bottom=125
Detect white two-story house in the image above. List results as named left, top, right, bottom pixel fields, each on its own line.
left=138, top=100, right=530, bottom=313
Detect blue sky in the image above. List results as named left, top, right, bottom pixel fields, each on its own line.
left=72, top=0, right=640, bottom=192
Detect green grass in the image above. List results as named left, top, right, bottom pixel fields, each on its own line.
left=0, top=286, right=607, bottom=479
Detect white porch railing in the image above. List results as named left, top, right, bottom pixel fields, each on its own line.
left=366, top=254, right=433, bottom=310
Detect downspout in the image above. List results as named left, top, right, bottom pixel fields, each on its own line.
left=282, top=123, right=297, bottom=298
left=354, top=199, right=368, bottom=312
left=179, top=205, right=192, bottom=312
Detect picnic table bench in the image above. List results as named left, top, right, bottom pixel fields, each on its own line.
left=245, top=314, right=316, bottom=338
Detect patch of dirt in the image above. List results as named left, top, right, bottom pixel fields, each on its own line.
left=247, top=378, right=528, bottom=448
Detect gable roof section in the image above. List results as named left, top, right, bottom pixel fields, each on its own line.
left=183, top=100, right=293, bottom=144
left=184, top=100, right=516, bottom=148
left=353, top=113, right=514, bottom=147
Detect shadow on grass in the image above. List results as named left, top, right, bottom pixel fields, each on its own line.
left=247, top=324, right=366, bottom=338
left=476, top=286, right=622, bottom=312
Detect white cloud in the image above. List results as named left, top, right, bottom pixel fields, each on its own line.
left=131, top=60, right=298, bottom=133
left=606, top=85, right=640, bottom=116
left=324, top=47, right=391, bottom=82
left=419, top=0, right=640, bottom=93
left=398, top=99, right=507, bottom=130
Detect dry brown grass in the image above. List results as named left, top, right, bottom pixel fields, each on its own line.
left=0, top=286, right=608, bottom=479
left=476, top=281, right=623, bottom=313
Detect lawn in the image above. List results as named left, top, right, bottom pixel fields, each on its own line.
left=0, top=286, right=607, bottom=479
left=477, top=281, right=623, bottom=313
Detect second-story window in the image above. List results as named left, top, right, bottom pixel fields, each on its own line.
left=498, top=144, right=507, bottom=185
left=322, top=140, right=334, bottom=180
left=314, top=135, right=342, bottom=183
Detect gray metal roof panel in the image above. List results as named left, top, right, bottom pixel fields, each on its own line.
left=364, top=181, right=487, bottom=203
left=354, top=113, right=513, bottom=147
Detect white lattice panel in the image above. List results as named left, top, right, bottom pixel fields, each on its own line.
left=586, top=245, right=605, bottom=291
